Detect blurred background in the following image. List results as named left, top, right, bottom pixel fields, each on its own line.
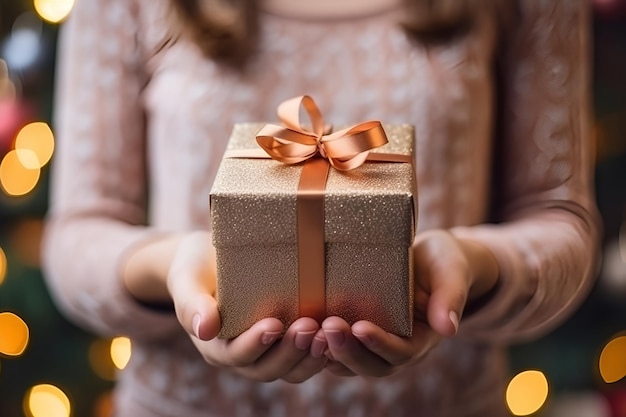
left=0, top=0, right=625, bottom=416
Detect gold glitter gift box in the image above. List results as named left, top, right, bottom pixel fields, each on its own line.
left=210, top=108, right=417, bottom=339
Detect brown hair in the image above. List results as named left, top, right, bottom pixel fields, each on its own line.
left=169, top=0, right=508, bottom=66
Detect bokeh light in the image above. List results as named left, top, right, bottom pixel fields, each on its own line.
left=110, top=336, right=132, bottom=370
left=1, top=28, right=40, bottom=71
left=0, top=149, right=41, bottom=196
left=0, top=60, right=16, bottom=102
left=94, top=391, right=113, bottom=417
left=88, top=339, right=117, bottom=380
left=599, top=335, right=626, bottom=383
left=15, top=122, right=55, bottom=168
left=10, top=219, right=45, bottom=267
left=506, top=370, right=549, bottom=416
left=25, top=384, right=71, bottom=417
left=0, top=312, right=30, bottom=356
left=33, top=0, right=75, bottom=24
left=0, top=246, right=7, bottom=286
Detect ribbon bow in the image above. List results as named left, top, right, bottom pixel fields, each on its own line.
left=256, top=96, right=389, bottom=171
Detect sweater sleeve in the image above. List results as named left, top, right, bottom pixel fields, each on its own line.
left=452, top=0, right=601, bottom=344
left=41, top=0, right=181, bottom=340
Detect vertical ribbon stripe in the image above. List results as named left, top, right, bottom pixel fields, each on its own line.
left=296, top=157, right=330, bottom=323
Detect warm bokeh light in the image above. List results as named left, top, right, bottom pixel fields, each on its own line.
left=0, top=246, right=7, bottom=286
left=506, top=370, right=549, bottom=416
left=15, top=122, right=55, bottom=168
left=0, top=312, right=29, bottom=356
left=33, top=0, right=75, bottom=24
left=25, top=384, right=71, bottom=417
left=0, top=150, right=41, bottom=196
left=94, top=391, right=113, bottom=417
left=0, top=60, right=16, bottom=101
left=599, top=335, right=626, bottom=383
left=9, top=219, right=44, bottom=267
left=111, top=337, right=132, bottom=370
left=88, top=339, right=117, bottom=380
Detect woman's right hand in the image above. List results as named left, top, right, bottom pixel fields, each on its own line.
left=166, top=232, right=329, bottom=383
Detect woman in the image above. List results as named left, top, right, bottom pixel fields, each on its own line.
left=42, top=0, right=600, bottom=416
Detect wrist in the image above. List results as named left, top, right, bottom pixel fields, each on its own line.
left=122, top=234, right=185, bottom=305
left=456, top=238, right=500, bottom=304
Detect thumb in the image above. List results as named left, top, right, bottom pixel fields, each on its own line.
left=167, top=231, right=220, bottom=341
left=414, top=231, right=469, bottom=338
left=427, top=280, right=466, bottom=338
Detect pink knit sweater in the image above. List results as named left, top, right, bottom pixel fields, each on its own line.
left=42, top=0, right=599, bottom=416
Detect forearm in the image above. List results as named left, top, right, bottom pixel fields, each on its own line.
left=451, top=208, right=600, bottom=343
left=42, top=216, right=182, bottom=340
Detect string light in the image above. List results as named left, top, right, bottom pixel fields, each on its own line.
left=88, top=339, right=117, bottom=380
left=15, top=122, right=55, bottom=168
left=0, top=120, right=55, bottom=197
left=33, top=0, right=75, bottom=24
left=0, top=312, right=30, bottom=356
left=506, top=370, right=549, bottom=416
left=94, top=391, right=113, bottom=417
left=110, top=337, right=132, bottom=370
left=0, top=60, right=16, bottom=102
left=1, top=28, right=40, bottom=71
left=25, top=384, right=71, bottom=417
left=0, top=149, right=41, bottom=196
left=0, top=246, right=7, bottom=286
left=599, top=335, right=626, bottom=383
left=89, top=337, right=133, bottom=379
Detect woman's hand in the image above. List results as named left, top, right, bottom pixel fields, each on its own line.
left=165, top=232, right=328, bottom=383
left=321, top=229, right=499, bottom=377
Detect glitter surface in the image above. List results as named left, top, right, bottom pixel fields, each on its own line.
left=211, top=123, right=417, bottom=338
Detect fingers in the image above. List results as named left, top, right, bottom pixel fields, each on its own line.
left=322, top=317, right=442, bottom=378
left=351, top=320, right=440, bottom=366
left=234, top=317, right=318, bottom=381
left=325, top=360, right=356, bottom=377
left=279, top=324, right=329, bottom=383
left=209, top=317, right=285, bottom=368
left=322, top=317, right=394, bottom=377
left=192, top=317, right=327, bottom=383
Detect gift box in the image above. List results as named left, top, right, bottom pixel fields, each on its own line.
left=210, top=96, right=417, bottom=339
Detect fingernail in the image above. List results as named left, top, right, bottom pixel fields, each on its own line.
left=311, top=336, right=327, bottom=358
left=261, top=331, right=282, bottom=345
left=325, top=330, right=345, bottom=349
left=295, top=330, right=316, bottom=350
left=353, top=332, right=374, bottom=346
left=449, top=311, right=459, bottom=335
left=192, top=314, right=202, bottom=339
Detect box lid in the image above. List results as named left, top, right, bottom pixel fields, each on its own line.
left=210, top=123, right=417, bottom=246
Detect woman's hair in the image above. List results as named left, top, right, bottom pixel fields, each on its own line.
left=169, top=0, right=259, bottom=66
left=169, top=0, right=508, bottom=66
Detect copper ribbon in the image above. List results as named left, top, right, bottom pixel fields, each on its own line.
left=228, top=96, right=412, bottom=323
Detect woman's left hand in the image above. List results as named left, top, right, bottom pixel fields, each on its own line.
left=320, top=229, right=499, bottom=377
